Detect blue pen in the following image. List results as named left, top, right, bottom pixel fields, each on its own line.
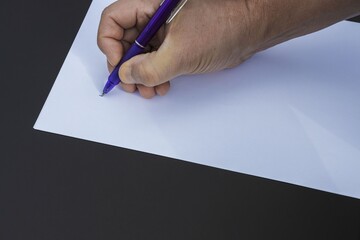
left=101, top=0, right=188, bottom=96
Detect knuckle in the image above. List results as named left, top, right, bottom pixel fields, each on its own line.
left=96, top=36, right=103, bottom=49
left=98, top=8, right=112, bottom=50
left=97, top=37, right=108, bottom=55
left=101, top=6, right=111, bottom=18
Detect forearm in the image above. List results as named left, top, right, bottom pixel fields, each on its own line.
left=248, top=0, right=360, bottom=51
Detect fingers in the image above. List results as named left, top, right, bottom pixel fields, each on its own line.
left=97, top=2, right=127, bottom=66
left=122, top=28, right=140, bottom=43
left=119, top=42, right=182, bottom=87
left=120, top=82, right=137, bottom=93
left=120, top=82, right=170, bottom=98
left=98, top=0, right=172, bottom=99
left=136, top=82, right=170, bottom=99
left=97, top=0, right=158, bottom=67
left=136, top=84, right=156, bottom=99
left=155, top=82, right=170, bottom=96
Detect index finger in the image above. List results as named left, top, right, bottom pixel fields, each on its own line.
left=97, top=0, right=159, bottom=66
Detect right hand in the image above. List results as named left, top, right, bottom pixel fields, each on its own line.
left=98, top=0, right=360, bottom=99
left=98, top=0, right=260, bottom=98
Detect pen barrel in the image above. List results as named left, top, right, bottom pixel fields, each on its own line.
left=137, top=0, right=181, bottom=45
left=103, top=0, right=181, bottom=94
left=107, top=42, right=144, bottom=89
left=119, top=43, right=144, bottom=66
left=108, top=43, right=144, bottom=86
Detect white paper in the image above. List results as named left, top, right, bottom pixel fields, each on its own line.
left=35, top=0, right=360, bottom=199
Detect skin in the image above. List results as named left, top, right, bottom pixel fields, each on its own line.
left=97, top=0, right=360, bottom=99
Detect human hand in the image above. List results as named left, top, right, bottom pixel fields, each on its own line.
left=98, top=0, right=259, bottom=98
left=98, top=0, right=170, bottom=98
left=98, top=0, right=360, bottom=98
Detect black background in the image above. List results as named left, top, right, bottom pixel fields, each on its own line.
left=1, top=1, right=360, bottom=239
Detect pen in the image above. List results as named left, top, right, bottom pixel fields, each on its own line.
left=101, top=0, right=187, bottom=96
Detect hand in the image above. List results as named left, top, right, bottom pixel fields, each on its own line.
left=98, top=0, right=170, bottom=98
left=98, top=0, right=360, bottom=99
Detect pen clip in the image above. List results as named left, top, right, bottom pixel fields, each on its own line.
left=166, top=0, right=188, bottom=24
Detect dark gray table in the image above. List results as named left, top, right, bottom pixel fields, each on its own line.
left=1, top=1, right=359, bottom=239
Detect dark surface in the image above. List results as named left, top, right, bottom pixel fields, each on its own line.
left=1, top=1, right=360, bottom=239
left=349, top=15, right=360, bottom=23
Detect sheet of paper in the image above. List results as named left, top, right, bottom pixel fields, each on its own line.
left=34, top=0, right=360, bottom=199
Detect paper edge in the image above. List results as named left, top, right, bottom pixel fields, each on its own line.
left=33, top=1, right=95, bottom=130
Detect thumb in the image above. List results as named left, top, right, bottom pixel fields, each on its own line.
left=119, top=47, right=182, bottom=87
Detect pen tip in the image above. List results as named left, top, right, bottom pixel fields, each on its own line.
left=100, top=92, right=105, bottom=97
